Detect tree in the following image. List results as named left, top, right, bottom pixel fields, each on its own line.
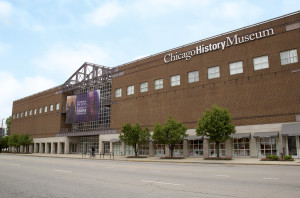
left=19, top=134, right=33, bottom=153
left=0, top=136, right=9, bottom=151
left=119, top=123, right=150, bottom=157
left=5, top=116, right=11, bottom=136
left=152, top=116, right=188, bottom=158
left=8, top=134, right=20, bottom=152
left=196, top=105, right=236, bottom=158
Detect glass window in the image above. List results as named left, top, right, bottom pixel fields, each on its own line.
left=170, top=75, right=180, bottom=87
left=13, top=114, right=15, bottom=119
left=25, top=111, right=28, bottom=117
left=188, top=71, right=199, bottom=83
left=138, top=142, right=149, bottom=156
left=155, top=79, right=163, bottom=90
left=113, top=142, right=122, bottom=155
left=56, top=103, right=60, bottom=110
left=209, top=141, right=225, bottom=157
left=208, top=66, right=220, bottom=79
left=127, top=85, right=134, bottom=95
left=229, top=61, right=243, bottom=75
left=233, top=138, right=250, bottom=157
left=44, top=106, right=47, bottom=113
left=50, top=105, right=53, bottom=112
left=140, top=82, right=148, bottom=93
left=125, top=145, right=134, bottom=156
left=189, top=139, right=203, bottom=156
left=154, top=143, right=166, bottom=156
left=103, top=142, right=110, bottom=154
left=29, top=110, right=32, bottom=116
left=115, top=88, right=122, bottom=97
left=34, top=109, right=37, bottom=115
left=20, top=112, right=23, bottom=118
left=280, top=49, right=298, bottom=65
left=17, top=113, right=19, bottom=119
left=253, top=55, right=269, bottom=70
left=258, top=137, right=277, bottom=156
left=39, top=107, right=42, bottom=114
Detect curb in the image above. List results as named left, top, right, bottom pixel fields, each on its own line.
left=2, top=153, right=300, bottom=166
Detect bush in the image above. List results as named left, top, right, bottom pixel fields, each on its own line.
left=266, top=155, right=279, bottom=161
left=283, top=155, right=294, bottom=161
left=204, top=157, right=232, bottom=160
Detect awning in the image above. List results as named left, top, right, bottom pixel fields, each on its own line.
left=110, top=138, right=121, bottom=143
left=281, top=123, right=300, bottom=136
left=230, top=133, right=251, bottom=139
left=185, top=135, right=203, bottom=140
left=253, top=131, right=279, bottom=138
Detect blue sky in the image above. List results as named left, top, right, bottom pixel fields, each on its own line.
left=0, top=0, right=299, bottom=125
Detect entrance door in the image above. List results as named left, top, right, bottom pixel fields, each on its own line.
left=287, top=136, right=298, bottom=157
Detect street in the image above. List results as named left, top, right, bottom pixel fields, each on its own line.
left=0, top=154, right=299, bottom=198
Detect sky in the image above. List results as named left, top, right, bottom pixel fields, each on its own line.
left=0, top=0, right=299, bottom=126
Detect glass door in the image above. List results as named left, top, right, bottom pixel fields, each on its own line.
left=287, top=136, right=298, bottom=157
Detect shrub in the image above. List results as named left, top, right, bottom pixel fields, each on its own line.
left=266, top=155, right=279, bottom=161
left=283, top=155, right=294, bottom=161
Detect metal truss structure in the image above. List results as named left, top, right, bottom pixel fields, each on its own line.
left=59, top=62, right=118, bottom=93
left=57, top=62, right=118, bottom=137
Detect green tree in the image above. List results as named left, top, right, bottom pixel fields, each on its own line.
left=19, top=134, right=33, bottom=153
left=152, top=116, right=188, bottom=158
left=119, top=123, right=150, bottom=157
left=1, top=136, right=9, bottom=151
left=8, top=134, right=20, bottom=152
left=5, top=116, right=11, bottom=136
left=196, top=105, right=236, bottom=158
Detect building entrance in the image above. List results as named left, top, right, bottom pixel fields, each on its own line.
left=287, top=136, right=298, bottom=158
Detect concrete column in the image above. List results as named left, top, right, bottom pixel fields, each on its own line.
left=99, top=141, right=104, bottom=154
left=51, top=142, right=55, bottom=154
left=203, top=139, right=209, bottom=158
left=278, top=136, right=283, bottom=156
left=250, top=138, right=257, bottom=158
left=45, top=143, right=50, bottom=154
left=121, top=142, right=125, bottom=156
left=34, top=143, right=38, bottom=153
left=109, top=142, right=113, bottom=154
left=149, top=141, right=154, bottom=157
left=29, top=144, right=33, bottom=153
left=65, top=141, right=70, bottom=154
left=225, top=139, right=232, bottom=158
left=183, top=139, right=189, bottom=158
left=39, top=143, right=43, bottom=153
left=58, top=142, right=62, bottom=154
left=165, top=146, right=170, bottom=157
left=20, top=145, right=24, bottom=153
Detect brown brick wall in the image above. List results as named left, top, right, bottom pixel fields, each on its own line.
left=111, top=13, right=300, bottom=131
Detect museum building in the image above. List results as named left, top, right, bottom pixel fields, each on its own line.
left=10, top=11, right=300, bottom=158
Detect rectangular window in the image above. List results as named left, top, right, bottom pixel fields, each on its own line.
left=13, top=114, right=15, bottom=119
left=127, top=85, right=134, bottom=95
left=115, top=88, right=122, bottom=97
left=155, top=79, right=163, bottom=90
left=253, top=55, right=269, bottom=70
left=189, top=139, right=203, bottom=156
left=34, top=109, right=37, bottom=115
left=208, top=66, right=220, bottom=79
left=140, top=82, right=148, bottom=93
left=233, top=138, right=250, bottom=157
left=280, top=49, right=298, bottom=65
left=29, top=110, right=32, bottom=116
left=209, top=141, right=225, bottom=157
left=258, top=137, right=277, bottom=157
left=25, top=111, right=28, bottom=117
left=44, top=106, right=47, bottom=113
left=56, top=103, right=60, bottom=110
left=188, top=71, right=199, bottom=83
left=170, top=75, right=180, bottom=87
left=17, top=113, right=19, bottom=119
left=20, top=112, right=23, bottom=118
left=39, top=107, right=42, bottom=114
left=229, top=61, right=243, bottom=75
left=50, top=105, right=53, bottom=112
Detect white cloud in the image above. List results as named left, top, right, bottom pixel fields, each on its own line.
left=85, top=2, right=123, bottom=26
left=211, top=1, right=263, bottom=20
left=0, top=71, right=56, bottom=124
left=31, top=43, right=112, bottom=80
left=0, top=1, right=13, bottom=24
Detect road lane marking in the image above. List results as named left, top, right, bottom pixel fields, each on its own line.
left=215, top=175, right=230, bottom=177
left=10, top=164, right=21, bottom=166
left=263, top=178, right=279, bottom=180
left=53, top=169, right=72, bottom=173
left=141, top=180, right=184, bottom=186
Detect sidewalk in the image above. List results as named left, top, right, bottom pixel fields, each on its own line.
left=3, top=153, right=300, bottom=166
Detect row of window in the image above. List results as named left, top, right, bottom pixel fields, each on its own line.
left=13, top=103, right=60, bottom=120
left=115, top=49, right=298, bottom=97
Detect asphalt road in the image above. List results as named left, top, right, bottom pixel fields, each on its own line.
left=0, top=154, right=299, bottom=198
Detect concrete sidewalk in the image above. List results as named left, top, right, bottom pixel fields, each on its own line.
left=3, top=153, right=300, bottom=166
